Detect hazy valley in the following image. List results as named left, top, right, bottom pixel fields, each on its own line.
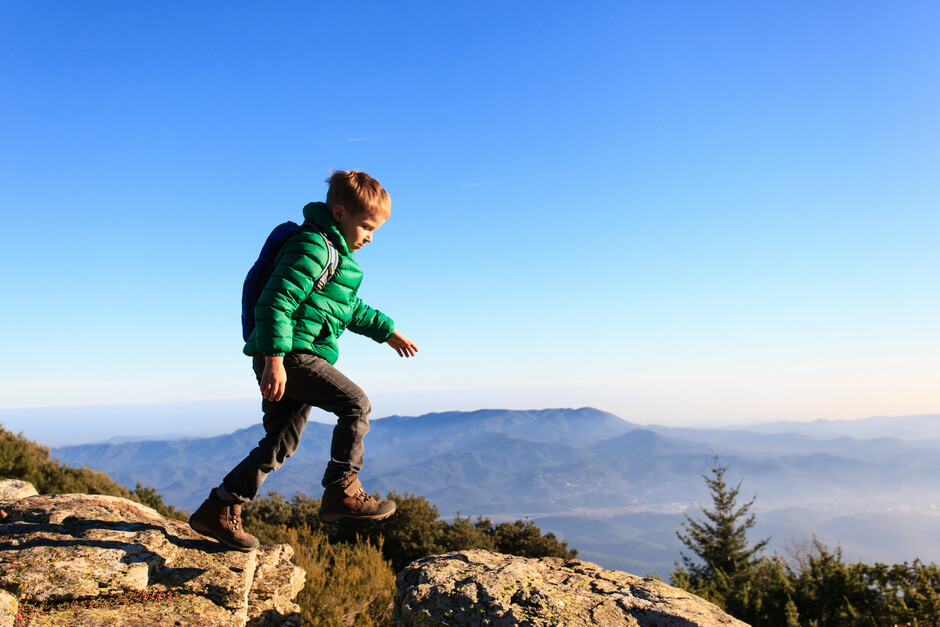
left=50, top=408, right=940, bottom=577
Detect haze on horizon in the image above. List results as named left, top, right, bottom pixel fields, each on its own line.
left=1, top=3, right=938, bottom=437
left=2, top=400, right=937, bottom=449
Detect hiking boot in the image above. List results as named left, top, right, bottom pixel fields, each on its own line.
left=318, top=473, right=396, bottom=522
left=189, top=490, right=260, bottom=551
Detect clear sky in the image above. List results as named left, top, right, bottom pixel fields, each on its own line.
left=1, top=2, right=938, bottom=442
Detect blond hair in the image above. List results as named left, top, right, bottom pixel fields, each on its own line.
left=325, top=170, right=391, bottom=219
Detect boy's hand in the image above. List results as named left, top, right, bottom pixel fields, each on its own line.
left=260, top=356, right=287, bottom=401
left=387, top=331, right=418, bottom=358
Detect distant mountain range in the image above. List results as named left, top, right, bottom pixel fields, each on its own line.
left=51, top=408, right=940, bottom=577
left=719, top=414, right=940, bottom=441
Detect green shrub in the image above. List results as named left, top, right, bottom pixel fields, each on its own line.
left=242, top=491, right=325, bottom=540
left=0, top=426, right=186, bottom=520
left=439, top=514, right=496, bottom=553
left=669, top=455, right=940, bottom=626
left=485, top=518, right=577, bottom=559
left=323, top=492, right=446, bottom=572
left=263, top=524, right=396, bottom=627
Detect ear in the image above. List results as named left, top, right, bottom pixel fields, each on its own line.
left=331, top=204, right=345, bottom=222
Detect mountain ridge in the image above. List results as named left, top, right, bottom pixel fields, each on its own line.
left=49, top=407, right=940, bottom=577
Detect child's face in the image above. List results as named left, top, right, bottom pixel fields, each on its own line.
left=331, top=205, right=387, bottom=252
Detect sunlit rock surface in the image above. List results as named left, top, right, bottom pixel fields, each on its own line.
left=396, top=550, right=749, bottom=627
left=0, top=480, right=304, bottom=626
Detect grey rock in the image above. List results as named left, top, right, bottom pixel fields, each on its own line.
left=0, top=480, right=37, bottom=503
left=0, top=480, right=304, bottom=626
left=396, top=550, right=749, bottom=627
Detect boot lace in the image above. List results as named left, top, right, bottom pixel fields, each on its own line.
left=355, top=488, right=376, bottom=503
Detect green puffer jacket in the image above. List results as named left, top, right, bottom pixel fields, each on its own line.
left=242, top=202, right=395, bottom=362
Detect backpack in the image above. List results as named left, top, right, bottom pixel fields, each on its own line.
left=241, top=221, right=339, bottom=342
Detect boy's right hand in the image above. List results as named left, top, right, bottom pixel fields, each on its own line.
left=260, top=356, right=287, bottom=401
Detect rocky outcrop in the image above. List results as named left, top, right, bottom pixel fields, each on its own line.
left=0, top=480, right=304, bottom=626
left=396, top=550, right=749, bottom=627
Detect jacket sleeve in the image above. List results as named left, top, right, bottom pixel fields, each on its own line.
left=347, top=296, right=395, bottom=343
left=252, top=236, right=330, bottom=356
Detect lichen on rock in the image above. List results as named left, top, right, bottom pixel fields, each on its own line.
left=0, top=480, right=304, bottom=627
left=396, top=549, right=750, bottom=627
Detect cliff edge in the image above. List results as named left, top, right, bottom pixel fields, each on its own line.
left=0, top=479, right=304, bottom=626
left=396, top=550, right=749, bottom=626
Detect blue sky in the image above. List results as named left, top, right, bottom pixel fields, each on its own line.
left=1, top=2, right=938, bottom=443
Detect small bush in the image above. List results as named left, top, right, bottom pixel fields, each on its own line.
left=242, top=491, right=325, bottom=540
left=486, top=518, right=577, bottom=559
left=0, top=426, right=186, bottom=520
left=263, top=524, right=396, bottom=627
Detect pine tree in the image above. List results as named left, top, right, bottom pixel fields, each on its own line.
left=671, top=453, right=769, bottom=611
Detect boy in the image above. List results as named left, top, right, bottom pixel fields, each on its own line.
left=189, top=170, right=418, bottom=551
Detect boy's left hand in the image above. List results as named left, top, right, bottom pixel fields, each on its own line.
left=387, top=331, right=418, bottom=358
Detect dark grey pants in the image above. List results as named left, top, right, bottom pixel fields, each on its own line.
left=216, top=352, right=371, bottom=503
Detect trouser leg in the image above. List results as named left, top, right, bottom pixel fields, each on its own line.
left=278, top=353, right=372, bottom=487
left=218, top=352, right=371, bottom=502
left=220, top=380, right=311, bottom=503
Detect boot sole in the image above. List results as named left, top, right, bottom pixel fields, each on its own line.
left=189, top=519, right=259, bottom=552
left=318, top=507, right=397, bottom=523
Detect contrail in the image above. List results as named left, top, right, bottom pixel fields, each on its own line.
left=344, top=135, right=387, bottom=143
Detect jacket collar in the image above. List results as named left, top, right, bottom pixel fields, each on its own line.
left=302, top=202, right=352, bottom=256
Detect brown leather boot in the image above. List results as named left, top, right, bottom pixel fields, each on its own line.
left=189, top=491, right=260, bottom=551
left=318, top=473, right=396, bottom=522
